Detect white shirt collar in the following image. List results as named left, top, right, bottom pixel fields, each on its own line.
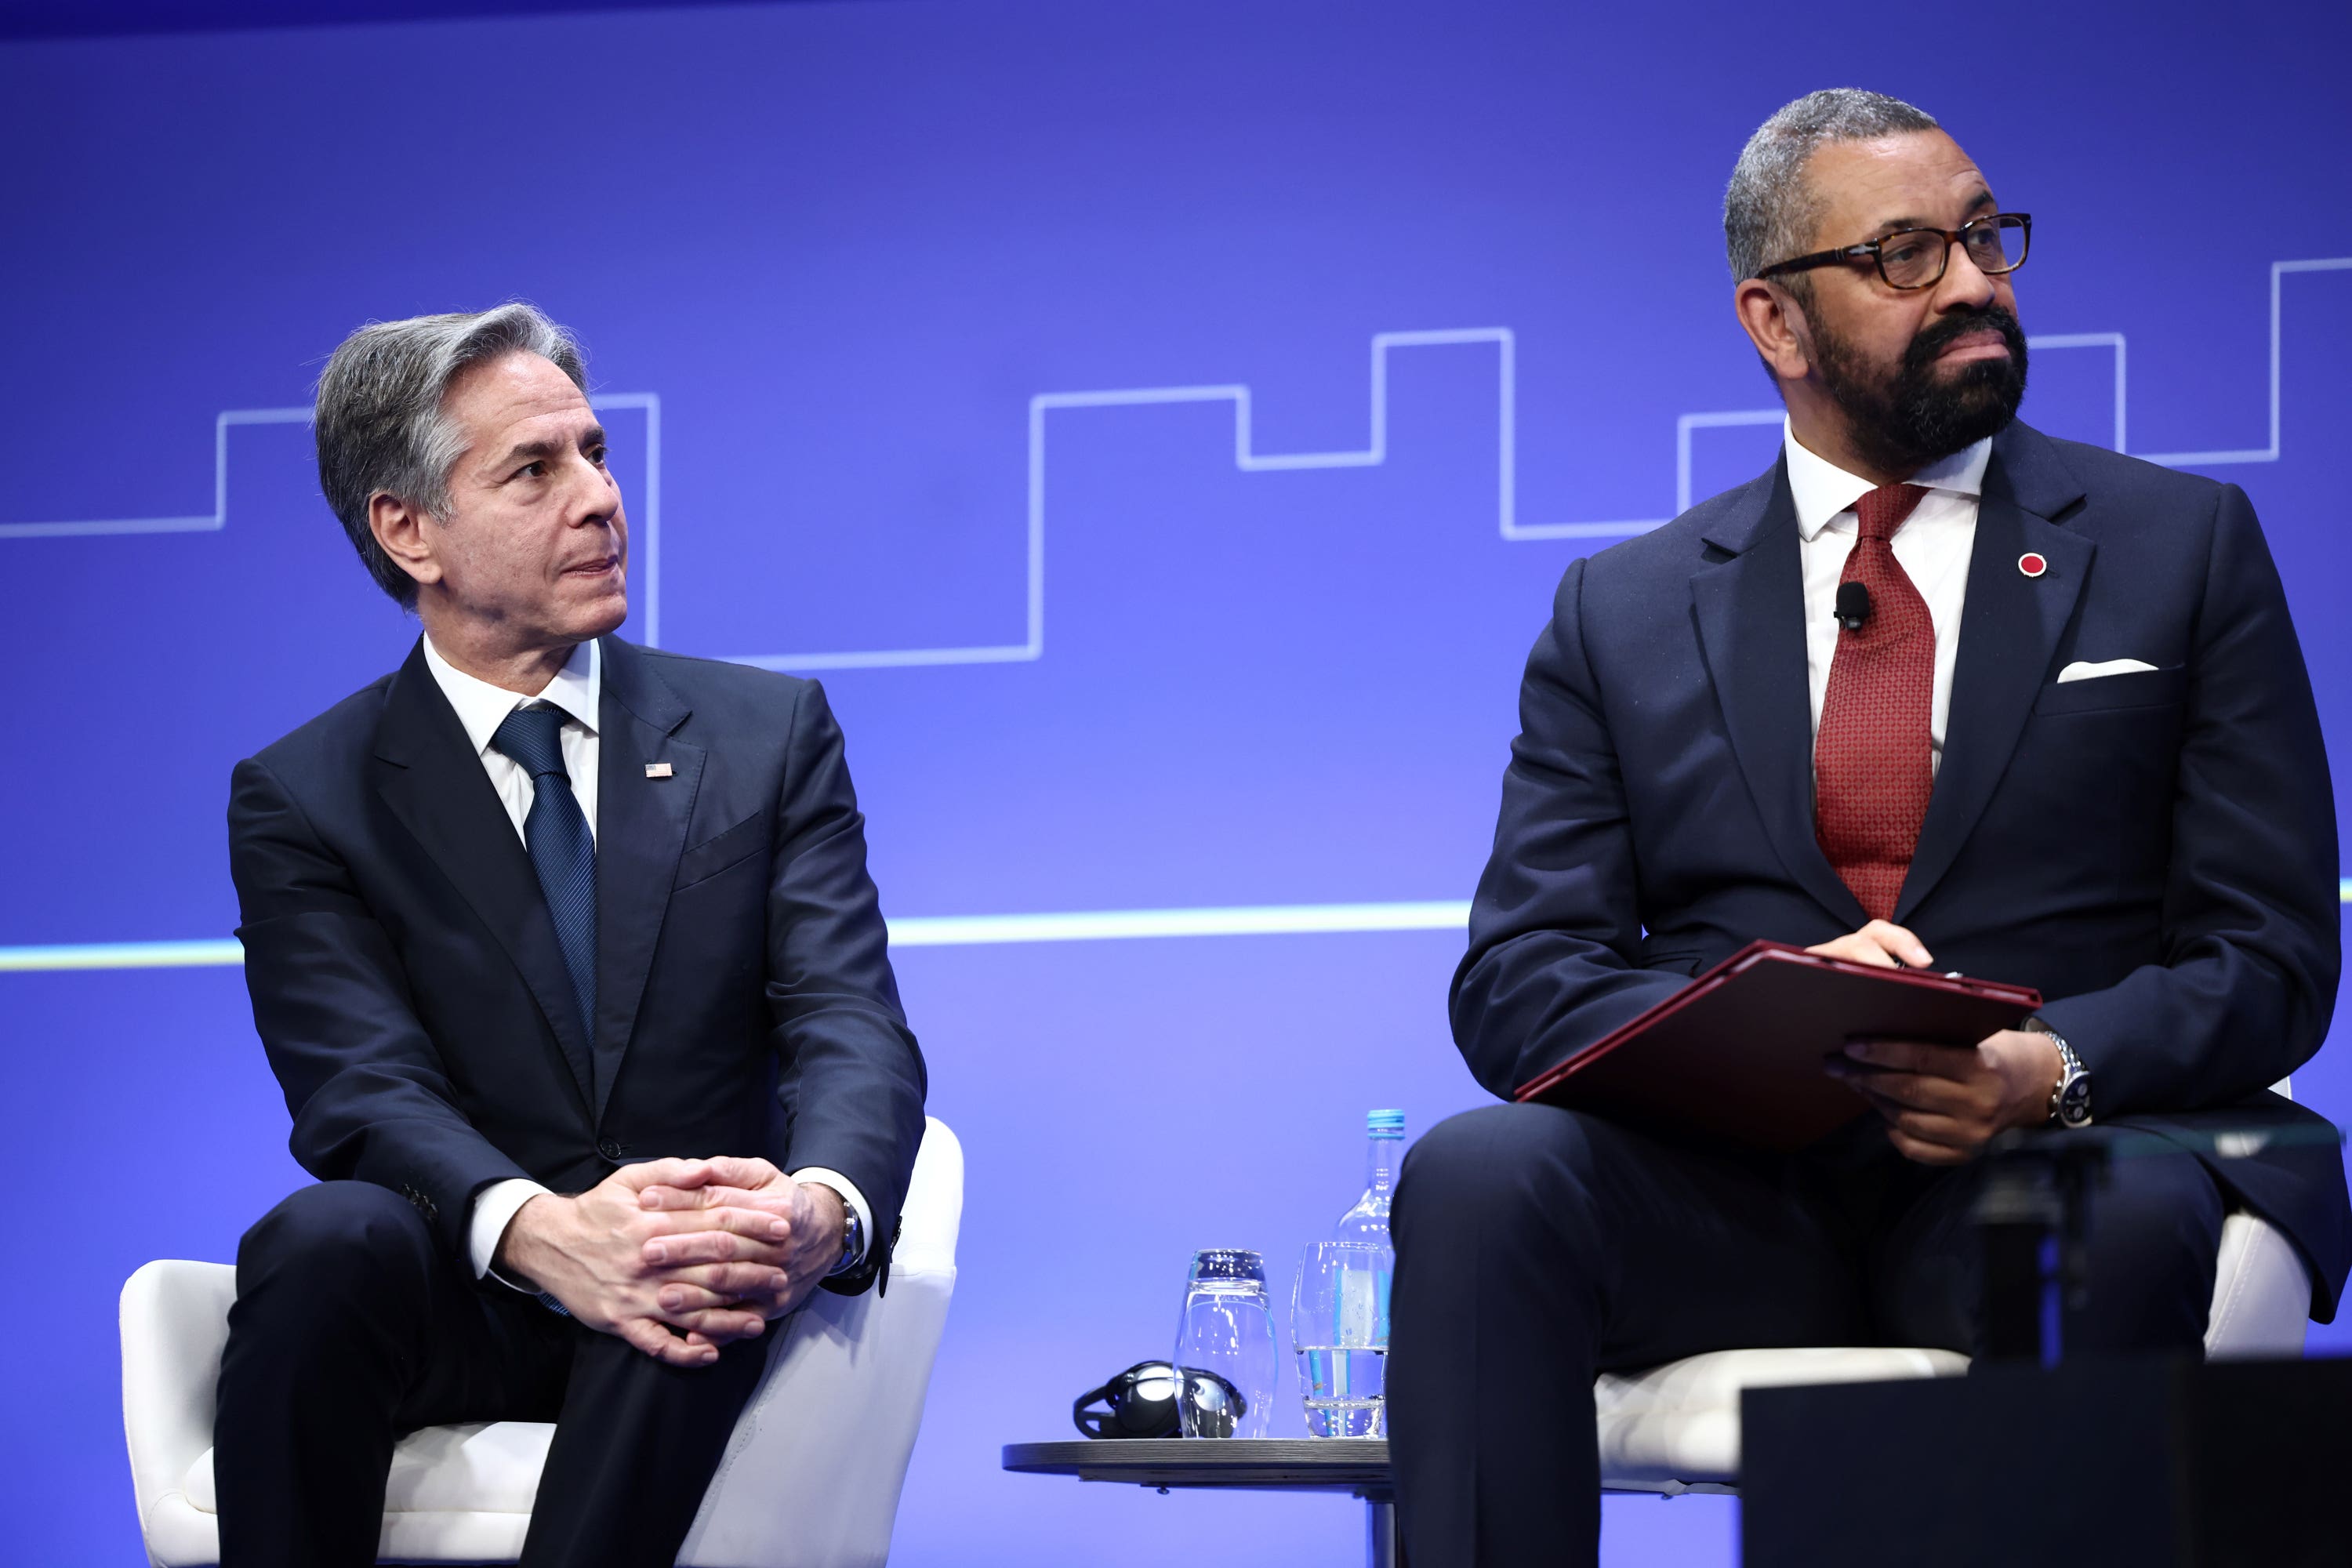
left=1783, top=420, right=1992, bottom=542
left=419, top=635, right=601, bottom=759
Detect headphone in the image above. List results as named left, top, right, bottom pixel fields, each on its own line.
left=1072, top=1360, right=1247, bottom=1439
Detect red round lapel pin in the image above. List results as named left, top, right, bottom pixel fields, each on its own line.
left=2017, top=552, right=2049, bottom=579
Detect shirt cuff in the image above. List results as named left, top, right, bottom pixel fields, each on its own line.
left=789, top=1167, right=873, bottom=1270
left=469, top=1178, right=555, bottom=1289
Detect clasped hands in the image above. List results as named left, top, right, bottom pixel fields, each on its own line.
left=494, top=1156, right=846, bottom=1368
left=1810, top=920, right=2063, bottom=1167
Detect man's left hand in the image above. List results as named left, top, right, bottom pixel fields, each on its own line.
left=1828, top=1029, right=2063, bottom=1164
left=631, top=1158, right=847, bottom=1319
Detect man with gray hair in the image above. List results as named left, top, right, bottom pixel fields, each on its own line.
left=1388, top=91, right=2345, bottom=1562
left=215, top=304, right=927, bottom=1566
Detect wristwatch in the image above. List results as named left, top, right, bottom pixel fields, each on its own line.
left=2028, top=1018, right=2093, bottom=1128
left=812, top=1186, right=866, bottom=1277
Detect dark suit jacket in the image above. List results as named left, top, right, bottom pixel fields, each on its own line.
left=1452, top=421, right=2350, bottom=1319
left=229, top=634, right=927, bottom=1294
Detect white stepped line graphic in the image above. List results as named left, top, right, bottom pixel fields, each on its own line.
left=3, top=261, right=2345, bottom=972
left=0, top=405, right=313, bottom=537
left=2132, top=257, right=2352, bottom=464
left=5, top=261, right=2344, bottom=676
left=717, top=256, right=2352, bottom=670
left=742, top=328, right=1759, bottom=673
left=0, top=394, right=670, bottom=646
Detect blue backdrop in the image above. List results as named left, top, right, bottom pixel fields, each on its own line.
left=2, top=2, right=2347, bottom=1563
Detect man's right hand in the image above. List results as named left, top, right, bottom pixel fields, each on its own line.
left=493, top=1162, right=794, bottom=1367
left=1806, top=919, right=1934, bottom=970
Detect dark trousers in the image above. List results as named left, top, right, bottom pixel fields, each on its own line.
left=1387, top=1104, right=2227, bottom=1568
left=213, top=1181, right=771, bottom=1568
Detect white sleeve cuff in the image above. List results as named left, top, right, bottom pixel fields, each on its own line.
left=789, top=1167, right=873, bottom=1269
left=468, top=1178, right=554, bottom=1288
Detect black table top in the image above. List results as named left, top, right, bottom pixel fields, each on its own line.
left=1002, top=1439, right=1392, bottom=1498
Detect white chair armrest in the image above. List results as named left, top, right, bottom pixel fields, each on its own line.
left=678, top=1116, right=964, bottom=1568
left=890, top=1116, right=964, bottom=1274
left=2205, top=1210, right=2310, bottom=1359
left=120, top=1259, right=238, bottom=1565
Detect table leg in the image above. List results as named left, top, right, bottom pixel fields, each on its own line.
left=1367, top=1497, right=1399, bottom=1568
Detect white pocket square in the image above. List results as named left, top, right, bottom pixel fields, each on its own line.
left=2056, top=659, right=2160, bottom=683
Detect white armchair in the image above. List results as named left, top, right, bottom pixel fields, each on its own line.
left=1595, top=1091, right=2312, bottom=1494
left=120, top=1116, right=964, bottom=1567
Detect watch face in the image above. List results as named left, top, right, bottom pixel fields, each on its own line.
left=2059, top=1076, right=2093, bottom=1126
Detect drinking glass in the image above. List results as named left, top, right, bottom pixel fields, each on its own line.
left=1291, top=1240, right=1392, bottom=1437
left=1172, top=1249, right=1277, bottom=1438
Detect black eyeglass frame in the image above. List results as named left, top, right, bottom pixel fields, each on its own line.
left=1756, top=212, right=2032, bottom=291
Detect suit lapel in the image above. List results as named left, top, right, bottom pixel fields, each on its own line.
left=592, top=637, right=705, bottom=1123
left=1894, top=425, right=2091, bottom=922
left=371, top=640, right=596, bottom=1113
left=1691, top=459, right=1870, bottom=927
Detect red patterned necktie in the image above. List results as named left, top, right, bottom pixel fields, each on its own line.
left=1814, top=482, right=1934, bottom=922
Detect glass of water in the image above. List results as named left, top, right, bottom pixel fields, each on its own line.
left=1292, top=1240, right=1392, bottom=1437
left=1173, top=1249, right=1278, bottom=1438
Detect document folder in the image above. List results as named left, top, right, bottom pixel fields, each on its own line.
left=1512, top=940, right=2042, bottom=1152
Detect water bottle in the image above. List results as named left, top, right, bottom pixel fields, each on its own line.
left=1303, top=1110, right=1404, bottom=1436
left=1334, top=1109, right=1404, bottom=1249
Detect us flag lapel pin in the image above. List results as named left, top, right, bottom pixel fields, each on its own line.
left=645, top=762, right=673, bottom=779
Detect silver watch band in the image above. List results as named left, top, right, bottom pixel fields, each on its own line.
left=2030, top=1018, right=2091, bottom=1127
left=813, top=1185, right=865, bottom=1276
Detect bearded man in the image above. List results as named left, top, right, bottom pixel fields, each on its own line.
left=1386, top=89, right=2347, bottom=1564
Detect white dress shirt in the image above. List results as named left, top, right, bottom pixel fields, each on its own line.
left=418, top=635, right=871, bottom=1286
left=1784, top=426, right=1993, bottom=775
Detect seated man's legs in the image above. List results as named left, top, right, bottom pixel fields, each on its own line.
left=521, top=1317, right=771, bottom=1565
left=216, top=1181, right=773, bottom=1568
left=1873, top=1140, right=2229, bottom=1355
left=216, top=1181, right=572, bottom=1568
left=1388, top=1103, right=1872, bottom=1568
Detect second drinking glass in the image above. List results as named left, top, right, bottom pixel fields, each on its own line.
left=1292, top=1240, right=1392, bottom=1437
left=1172, top=1248, right=1278, bottom=1439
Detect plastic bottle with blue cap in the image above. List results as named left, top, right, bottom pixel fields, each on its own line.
left=1334, top=1109, right=1406, bottom=1243
left=1332, top=1110, right=1405, bottom=1335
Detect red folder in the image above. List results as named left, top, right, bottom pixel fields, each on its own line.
left=1512, top=940, right=2042, bottom=1152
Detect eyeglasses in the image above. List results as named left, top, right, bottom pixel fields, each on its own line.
left=1758, top=212, right=2031, bottom=291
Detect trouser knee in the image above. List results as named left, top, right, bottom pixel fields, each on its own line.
left=1396, top=1102, right=1611, bottom=1267
left=2075, top=1156, right=2225, bottom=1349
left=234, top=1181, right=438, bottom=1330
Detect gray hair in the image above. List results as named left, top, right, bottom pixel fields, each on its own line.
left=314, top=303, right=587, bottom=608
left=1724, top=89, right=1940, bottom=285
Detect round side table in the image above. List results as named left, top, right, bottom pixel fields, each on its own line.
left=1003, top=1439, right=1398, bottom=1566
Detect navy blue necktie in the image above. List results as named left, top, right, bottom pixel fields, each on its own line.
left=492, top=704, right=597, bottom=1051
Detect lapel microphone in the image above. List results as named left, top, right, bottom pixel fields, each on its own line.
left=1834, top=581, right=1872, bottom=633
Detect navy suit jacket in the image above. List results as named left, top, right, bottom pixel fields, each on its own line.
left=1453, top=421, right=2350, bottom=1319
left=229, top=634, right=927, bottom=1294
